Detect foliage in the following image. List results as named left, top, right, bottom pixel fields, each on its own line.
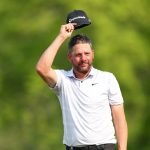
left=0, top=0, right=150, bottom=149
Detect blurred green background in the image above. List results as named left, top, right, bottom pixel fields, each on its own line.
left=0, top=0, right=150, bottom=149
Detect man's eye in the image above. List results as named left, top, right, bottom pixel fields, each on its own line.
left=85, top=53, right=90, bottom=55
left=76, top=54, right=81, bottom=57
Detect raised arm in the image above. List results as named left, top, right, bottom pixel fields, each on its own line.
left=111, top=104, right=128, bottom=150
left=36, top=23, right=75, bottom=87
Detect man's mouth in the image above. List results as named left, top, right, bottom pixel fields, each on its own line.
left=80, top=63, right=88, bottom=67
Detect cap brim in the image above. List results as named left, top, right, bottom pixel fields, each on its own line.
left=73, top=19, right=91, bottom=30
left=74, top=23, right=91, bottom=29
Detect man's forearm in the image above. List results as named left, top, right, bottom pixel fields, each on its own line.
left=116, top=120, right=128, bottom=150
left=36, top=23, right=74, bottom=74
left=36, top=34, right=66, bottom=73
left=111, top=104, right=128, bottom=150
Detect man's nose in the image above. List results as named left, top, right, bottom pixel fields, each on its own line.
left=81, top=54, right=86, bottom=61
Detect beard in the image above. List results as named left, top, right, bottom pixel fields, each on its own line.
left=74, top=61, right=92, bottom=74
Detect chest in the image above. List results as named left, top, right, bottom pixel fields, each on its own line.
left=65, top=77, right=110, bottom=105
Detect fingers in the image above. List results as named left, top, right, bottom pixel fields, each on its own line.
left=59, top=23, right=76, bottom=39
left=64, top=23, right=75, bottom=32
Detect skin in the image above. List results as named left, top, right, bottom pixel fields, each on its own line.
left=68, top=43, right=94, bottom=79
left=111, top=104, right=128, bottom=150
left=36, top=23, right=128, bottom=150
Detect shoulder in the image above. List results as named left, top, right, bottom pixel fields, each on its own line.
left=55, top=69, right=71, bottom=76
left=54, top=69, right=73, bottom=78
left=93, top=68, right=115, bottom=79
left=52, top=69, right=72, bottom=90
left=92, top=68, right=119, bottom=86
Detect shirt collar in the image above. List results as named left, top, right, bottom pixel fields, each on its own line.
left=66, top=67, right=97, bottom=78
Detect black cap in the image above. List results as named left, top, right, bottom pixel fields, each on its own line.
left=66, top=10, right=91, bottom=30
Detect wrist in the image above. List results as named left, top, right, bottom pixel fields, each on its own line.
left=58, top=32, right=70, bottom=41
left=118, top=145, right=127, bottom=150
left=55, top=34, right=67, bottom=44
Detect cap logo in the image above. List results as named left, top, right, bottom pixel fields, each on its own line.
left=69, top=16, right=86, bottom=23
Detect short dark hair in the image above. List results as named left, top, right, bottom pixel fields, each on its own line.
left=68, top=34, right=92, bottom=52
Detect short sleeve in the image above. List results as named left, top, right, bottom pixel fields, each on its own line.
left=108, top=73, right=124, bottom=105
left=50, top=70, right=62, bottom=95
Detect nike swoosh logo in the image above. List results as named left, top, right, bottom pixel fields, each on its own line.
left=91, top=83, right=99, bottom=86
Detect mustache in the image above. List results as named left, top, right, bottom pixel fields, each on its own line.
left=78, top=61, right=88, bottom=65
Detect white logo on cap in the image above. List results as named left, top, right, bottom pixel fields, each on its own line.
left=69, top=16, right=86, bottom=23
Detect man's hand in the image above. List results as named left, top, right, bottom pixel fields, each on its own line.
left=59, top=23, right=76, bottom=39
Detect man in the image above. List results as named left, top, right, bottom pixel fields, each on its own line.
left=36, top=23, right=128, bottom=150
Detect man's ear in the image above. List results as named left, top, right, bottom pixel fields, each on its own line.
left=67, top=53, right=72, bottom=62
left=92, top=50, right=94, bottom=59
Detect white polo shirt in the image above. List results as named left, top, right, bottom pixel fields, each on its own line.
left=52, top=67, right=123, bottom=146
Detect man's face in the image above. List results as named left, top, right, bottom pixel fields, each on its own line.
left=68, top=43, right=94, bottom=74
